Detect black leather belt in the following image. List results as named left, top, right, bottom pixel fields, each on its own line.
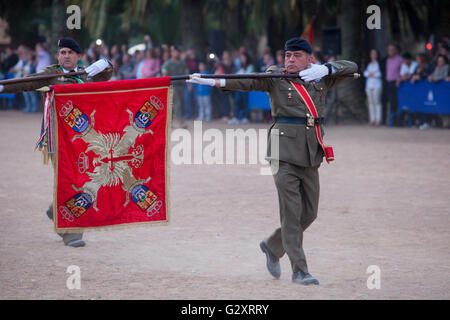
left=274, top=116, right=324, bottom=126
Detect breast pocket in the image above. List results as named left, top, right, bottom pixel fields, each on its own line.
left=279, top=88, right=299, bottom=106
left=312, top=83, right=327, bottom=104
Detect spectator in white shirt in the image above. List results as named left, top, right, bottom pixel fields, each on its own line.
left=363, top=49, right=383, bottom=126
left=398, top=52, right=417, bottom=84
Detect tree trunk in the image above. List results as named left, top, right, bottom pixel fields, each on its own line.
left=51, top=0, right=65, bottom=63
left=293, top=0, right=304, bottom=37
left=180, top=0, right=207, bottom=54
left=336, top=0, right=366, bottom=122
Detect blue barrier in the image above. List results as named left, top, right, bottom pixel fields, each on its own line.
left=248, top=91, right=271, bottom=110
left=237, top=81, right=450, bottom=118
left=398, top=80, right=450, bottom=115
left=0, top=93, right=16, bottom=99
left=0, top=93, right=16, bottom=110
left=0, top=74, right=17, bottom=109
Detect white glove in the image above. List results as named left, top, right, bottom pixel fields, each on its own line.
left=85, top=59, right=110, bottom=77
left=0, top=85, right=4, bottom=92
left=186, top=76, right=226, bottom=87
left=186, top=77, right=216, bottom=86
left=299, top=64, right=329, bottom=82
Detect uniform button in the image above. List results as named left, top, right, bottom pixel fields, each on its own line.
left=306, top=127, right=310, bottom=130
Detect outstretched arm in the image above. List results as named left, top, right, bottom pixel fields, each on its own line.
left=186, top=70, right=277, bottom=92
left=87, top=59, right=114, bottom=82
left=322, top=60, right=359, bottom=90
left=0, top=68, right=54, bottom=93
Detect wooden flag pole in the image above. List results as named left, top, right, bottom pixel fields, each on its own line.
left=1, top=72, right=360, bottom=86
left=170, top=72, right=360, bottom=81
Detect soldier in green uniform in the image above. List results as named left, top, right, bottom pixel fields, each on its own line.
left=0, top=38, right=113, bottom=247
left=161, top=45, right=189, bottom=128
left=188, top=38, right=357, bottom=285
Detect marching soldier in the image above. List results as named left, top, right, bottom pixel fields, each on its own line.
left=0, top=37, right=113, bottom=247
left=188, top=38, right=357, bottom=285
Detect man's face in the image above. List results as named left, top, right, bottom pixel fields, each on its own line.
left=285, top=50, right=313, bottom=73
left=171, top=48, right=180, bottom=60
left=387, top=45, right=397, bottom=57
left=57, top=48, right=81, bottom=71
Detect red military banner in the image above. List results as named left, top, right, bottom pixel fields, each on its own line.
left=49, top=77, right=172, bottom=233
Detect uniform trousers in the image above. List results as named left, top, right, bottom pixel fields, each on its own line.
left=47, top=203, right=84, bottom=245
left=265, top=160, right=320, bottom=274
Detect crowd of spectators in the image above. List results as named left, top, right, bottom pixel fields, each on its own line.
left=1, top=34, right=449, bottom=129
left=363, top=36, right=450, bottom=129
left=0, top=42, right=51, bottom=112
left=0, top=34, right=335, bottom=124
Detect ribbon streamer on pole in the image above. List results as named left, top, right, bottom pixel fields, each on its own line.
left=35, top=88, right=55, bottom=164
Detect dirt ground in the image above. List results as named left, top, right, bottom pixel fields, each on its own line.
left=0, top=110, right=449, bottom=300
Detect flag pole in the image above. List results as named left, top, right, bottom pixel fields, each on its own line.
left=0, top=71, right=86, bottom=85
left=170, top=72, right=360, bottom=81
left=0, top=71, right=360, bottom=86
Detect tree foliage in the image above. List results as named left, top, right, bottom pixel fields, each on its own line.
left=1, top=0, right=447, bottom=52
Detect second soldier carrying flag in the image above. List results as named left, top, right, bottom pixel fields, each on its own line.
left=0, top=37, right=113, bottom=247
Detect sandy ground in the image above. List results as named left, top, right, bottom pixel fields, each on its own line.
left=0, top=110, right=449, bottom=300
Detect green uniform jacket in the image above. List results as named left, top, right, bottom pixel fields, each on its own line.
left=223, top=60, right=358, bottom=167
left=1, top=64, right=114, bottom=93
